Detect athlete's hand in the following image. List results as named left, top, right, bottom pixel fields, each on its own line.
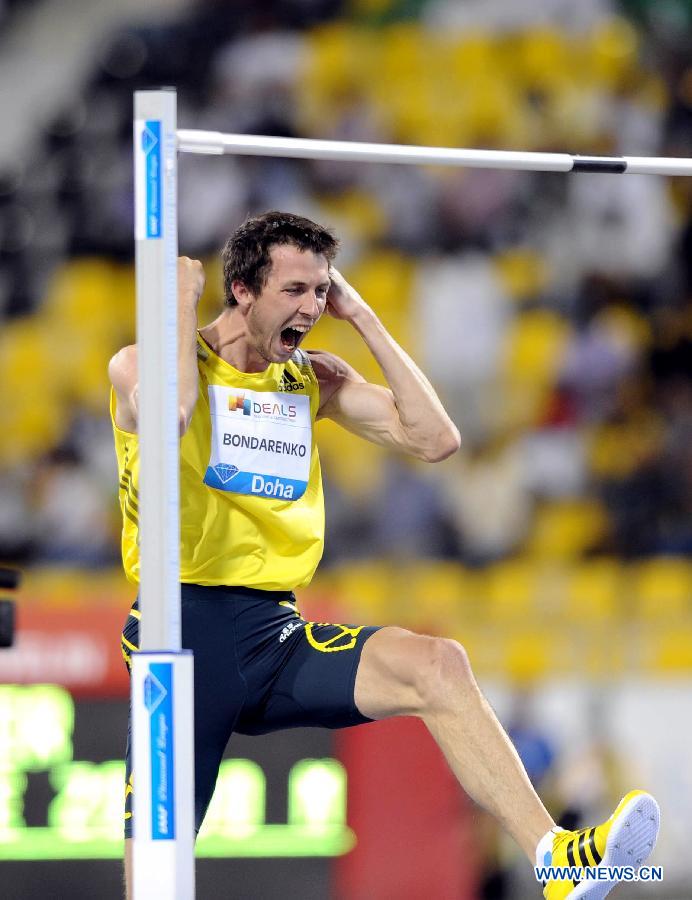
left=325, top=268, right=372, bottom=323
left=178, top=256, right=205, bottom=307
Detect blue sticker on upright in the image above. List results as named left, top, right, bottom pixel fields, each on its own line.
left=141, top=120, right=162, bottom=238
left=145, top=662, right=176, bottom=840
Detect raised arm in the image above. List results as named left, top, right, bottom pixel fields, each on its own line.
left=108, top=257, right=205, bottom=436
left=311, top=269, right=460, bottom=463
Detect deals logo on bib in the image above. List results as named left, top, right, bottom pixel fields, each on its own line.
left=228, top=392, right=251, bottom=415
left=229, top=396, right=298, bottom=420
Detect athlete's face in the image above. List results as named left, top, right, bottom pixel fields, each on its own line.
left=242, top=244, right=331, bottom=363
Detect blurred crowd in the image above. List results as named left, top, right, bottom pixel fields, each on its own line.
left=0, top=0, right=691, bottom=571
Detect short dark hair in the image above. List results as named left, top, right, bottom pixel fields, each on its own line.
left=221, top=211, right=339, bottom=306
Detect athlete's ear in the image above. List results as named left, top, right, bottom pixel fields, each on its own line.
left=231, top=279, right=256, bottom=312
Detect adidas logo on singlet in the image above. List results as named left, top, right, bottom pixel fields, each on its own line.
left=279, top=369, right=305, bottom=392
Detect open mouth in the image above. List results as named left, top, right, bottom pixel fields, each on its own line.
left=280, top=325, right=309, bottom=352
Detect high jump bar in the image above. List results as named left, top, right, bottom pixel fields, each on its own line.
left=177, top=130, right=692, bottom=177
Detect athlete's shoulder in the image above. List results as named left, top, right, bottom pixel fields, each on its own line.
left=306, top=350, right=367, bottom=414
left=108, top=344, right=138, bottom=392
left=108, top=345, right=138, bottom=432
left=306, top=349, right=363, bottom=384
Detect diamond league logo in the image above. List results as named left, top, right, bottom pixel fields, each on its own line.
left=143, top=672, right=167, bottom=714
left=141, top=124, right=159, bottom=155
left=213, top=463, right=239, bottom=484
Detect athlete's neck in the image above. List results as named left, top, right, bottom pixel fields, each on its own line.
left=199, top=310, right=270, bottom=374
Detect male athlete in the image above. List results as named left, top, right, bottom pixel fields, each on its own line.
left=110, top=211, right=659, bottom=898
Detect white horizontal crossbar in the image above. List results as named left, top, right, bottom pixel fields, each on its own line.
left=176, top=130, right=692, bottom=177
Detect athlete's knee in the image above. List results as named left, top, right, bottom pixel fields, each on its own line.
left=410, top=635, right=474, bottom=714
left=355, top=628, right=474, bottom=719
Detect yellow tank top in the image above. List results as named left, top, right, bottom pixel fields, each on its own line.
left=110, top=334, right=325, bottom=590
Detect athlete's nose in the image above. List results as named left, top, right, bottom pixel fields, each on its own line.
left=299, top=291, right=322, bottom=318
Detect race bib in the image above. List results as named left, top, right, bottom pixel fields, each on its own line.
left=204, top=385, right=312, bottom=501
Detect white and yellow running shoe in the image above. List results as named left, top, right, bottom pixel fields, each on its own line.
left=541, top=790, right=660, bottom=899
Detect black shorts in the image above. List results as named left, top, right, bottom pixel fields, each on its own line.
left=120, top=583, right=379, bottom=837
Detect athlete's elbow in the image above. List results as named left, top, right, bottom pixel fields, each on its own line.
left=178, top=405, right=195, bottom=437
left=420, top=425, right=461, bottom=463
left=178, top=385, right=198, bottom=436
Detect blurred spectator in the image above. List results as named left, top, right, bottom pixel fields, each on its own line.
left=414, top=253, right=510, bottom=441
left=0, top=467, right=34, bottom=563
left=441, top=438, right=533, bottom=565
left=559, top=300, right=645, bottom=423
left=321, top=476, right=376, bottom=564
left=32, top=446, right=116, bottom=566
left=369, top=456, right=458, bottom=560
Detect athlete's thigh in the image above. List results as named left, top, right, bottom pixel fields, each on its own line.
left=236, top=613, right=381, bottom=734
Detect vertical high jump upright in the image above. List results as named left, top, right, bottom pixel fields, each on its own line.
left=131, top=87, right=692, bottom=900
left=132, top=89, right=195, bottom=900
